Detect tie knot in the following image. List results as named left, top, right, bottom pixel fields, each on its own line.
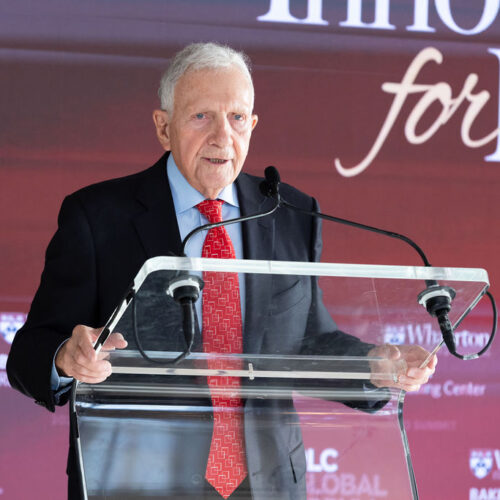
left=197, top=199, right=224, bottom=224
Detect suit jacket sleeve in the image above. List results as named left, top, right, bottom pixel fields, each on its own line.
left=300, top=197, right=390, bottom=411
left=7, top=193, right=99, bottom=411
left=300, top=197, right=373, bottom=356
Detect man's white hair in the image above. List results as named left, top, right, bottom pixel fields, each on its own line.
left=158, top=42, right=254, bottom=114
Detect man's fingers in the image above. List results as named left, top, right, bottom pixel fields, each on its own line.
left=101, top=332, right=128, bottom=351
left=428, top=354, right=438, bottom=369
left=393, top=362, right=435, bottom=391
left=370, top=343, right=438, bottom=391
left=407, top=367, right=427, bottom=379
left=368, top=344, right=401, bottom=361
left=77, top=335, right=98, bottom=362
left=386, top=344, right=401, bottom=360
left=56, top=324, right=117, bottom=383
left=398, top=344, right=429, bottom=362
left=400, top=383, right=422, bottom=392
left=71, top=370, right=112, bottom=384
left=68, top=353, right=111, bottom=376
left=72, top=325, right=101, bottom=361
left=402, top=366, right=433, bottom=385
left=66, top=358, right=112, bottom=381
left=396, top=374, right=425, bottom=392
left=88, top=330, right=101, bottom=343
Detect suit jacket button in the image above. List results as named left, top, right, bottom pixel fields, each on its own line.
left=35, top=400, right=47, bottom=408
left=191, top=474, right=202, bottom=485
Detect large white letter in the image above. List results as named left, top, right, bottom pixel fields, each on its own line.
left=335, top=47, right=442, bottom=177
left=485, top=48, right=500, bottom=162
left=257, top=0, right=328, bottom=25
left=305, top=448, right=322, bottom=472
left=435, top=0, right=500, bottom=35
left=339, top=0, right=395, bottom=30
left=460, top=75, right=498, bottom=149
left=320, top=449, right=339, bottom=473
left=406, top=0, right=436, bottom=32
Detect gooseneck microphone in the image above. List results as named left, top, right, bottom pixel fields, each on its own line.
left=259, top=166, right=497, bottom=361
left=166, top=274, right=204, bottom=362
left=260, top=166, right=281, bottom=201
left=145, top=184, right=282, bottom=365
left=130, top=272, right=204, bottom=366
left=261, top=167, right=432, bottom=267
left=180, top=192, right=281, bottom=256
left=130, top=165, right=495, bottom=365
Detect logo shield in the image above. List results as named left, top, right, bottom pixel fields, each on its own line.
left=470, top=450, right=494, bottom=479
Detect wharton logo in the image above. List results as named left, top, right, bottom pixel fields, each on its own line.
left=470, top=450, right=494, bottom=480
left=383, top=329, right=406, bottom=345
left=383, top=323, right=489, bottom=352
left=0, top=312, right=26, bottom=345
left=470, top=450, right=500, bottom=481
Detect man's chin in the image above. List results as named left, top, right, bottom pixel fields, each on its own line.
left=196, top=170, right=239, bottom=198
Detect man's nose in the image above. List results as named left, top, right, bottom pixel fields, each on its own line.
left=210, top=116, right=232, bottom=147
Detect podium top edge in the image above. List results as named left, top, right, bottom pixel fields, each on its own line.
left=135, top=256, right=489, bottom=284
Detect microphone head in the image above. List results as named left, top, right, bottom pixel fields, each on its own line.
left=264, top=166, right=280, bottom=187
left=259, top=180, right=271, bottom=197
left=260, top=166, right=280, bottom=197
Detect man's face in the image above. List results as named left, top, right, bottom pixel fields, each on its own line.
left=153, top=65, right=258, bottom=199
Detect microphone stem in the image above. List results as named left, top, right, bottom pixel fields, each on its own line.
left=180, top=298, right=196, bottom=354
left=181, top=198, right=280, bottom=255
left=280, top=200, right=432, bottom=267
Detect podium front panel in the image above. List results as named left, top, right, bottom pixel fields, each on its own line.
left=73, top=257, right=489, bottom=499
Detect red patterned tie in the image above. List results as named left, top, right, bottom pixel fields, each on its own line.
left=196, top=199, right=247, bottom=499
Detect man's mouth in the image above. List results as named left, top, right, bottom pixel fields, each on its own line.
left=205, top=158, right=229, bottom=164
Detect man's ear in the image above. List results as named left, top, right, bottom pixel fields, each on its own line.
left=152, top=109, right=171, bottom=151
left=251, top=114, right=258, bottom=131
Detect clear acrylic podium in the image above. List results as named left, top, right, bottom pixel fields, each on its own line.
left=71, top=257, right=490, bottom=500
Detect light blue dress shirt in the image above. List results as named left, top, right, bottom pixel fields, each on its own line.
left=167, top=154, right=245, bottom=326
left=51, top=155, right=245, bottom=391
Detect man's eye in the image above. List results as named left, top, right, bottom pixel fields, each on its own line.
left=234, top=114, right=244, bottom=121
left=195, top=113, right=205, bottom=119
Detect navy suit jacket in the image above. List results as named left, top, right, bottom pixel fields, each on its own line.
left=7, top=153, right=383, bottom=500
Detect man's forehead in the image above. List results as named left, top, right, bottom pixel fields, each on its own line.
left=182, top=95, right=254, bottom=113
left=173, top=66, right=254, bottom=111
left=180, top=64, right=251, bottom=85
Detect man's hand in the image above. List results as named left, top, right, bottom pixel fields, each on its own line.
left=55, top=325, right=128, bottom=383
left=369, top=344, right=437, bottom=392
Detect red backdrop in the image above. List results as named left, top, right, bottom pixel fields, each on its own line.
left=1, top=1, right=500, bottom=498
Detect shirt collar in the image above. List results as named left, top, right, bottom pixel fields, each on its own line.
left=167, top=154, right=239, bottom=215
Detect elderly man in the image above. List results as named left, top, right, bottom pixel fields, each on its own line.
left=7, top=42, right=436, bottom=499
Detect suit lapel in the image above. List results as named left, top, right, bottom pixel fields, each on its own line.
left=236, top=173, right=275, bottom=354
left=133, top=153, right=183, bottom=258
left=131, top=163, right=275, bottom=354
left=131, top=154, right=191, bottom=350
